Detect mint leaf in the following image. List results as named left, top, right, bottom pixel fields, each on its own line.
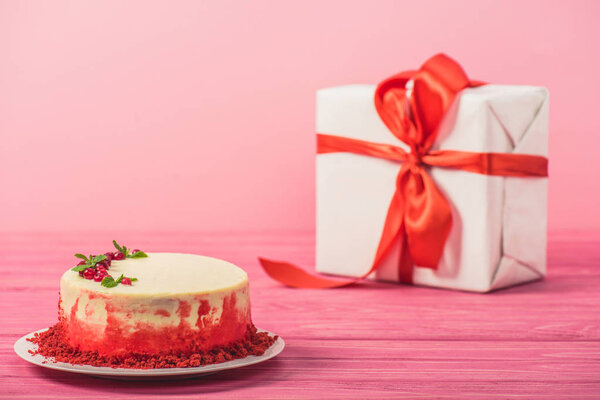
left=113, top=240, right=124, bottom=253
left=71, top=264, right=90, bottom=272
left=130, top=278, right=138, bottom=282
left=74, top=254, right=88, bottom=261
left=101, top=276, right=118, bottom=288
left=129, top=251, right=148, bottom=258
left=101, top=274, right=124, bottom=288
left=92, top=254, right=107, bottom=264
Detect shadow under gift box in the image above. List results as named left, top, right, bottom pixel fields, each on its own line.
left=315, top=84, right=548, bottom=293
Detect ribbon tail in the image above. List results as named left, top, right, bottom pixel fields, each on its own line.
left=258, top=257, right=355, bottom=288
left=259, top=177, right=407, bottom=288
left=397, top=227, right=414, bottom=283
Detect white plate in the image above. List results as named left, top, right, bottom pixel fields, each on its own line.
left=14, top=328, right=284, bottom=380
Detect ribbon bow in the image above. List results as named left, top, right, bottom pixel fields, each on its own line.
left=259, top=54, right=548, bottom=288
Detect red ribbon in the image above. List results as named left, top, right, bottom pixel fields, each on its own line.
left=259, top=54, right=548, bottom=288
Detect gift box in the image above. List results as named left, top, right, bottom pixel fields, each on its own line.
left=315, top=61, right=548, bottom=292
left=259, top=54, right=548, bottom=292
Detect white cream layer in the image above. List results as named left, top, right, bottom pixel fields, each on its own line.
left=60, top=253, right=250, bottom=330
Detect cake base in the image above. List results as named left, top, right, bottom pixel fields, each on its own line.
left=28, top=322, right=276, bottom=369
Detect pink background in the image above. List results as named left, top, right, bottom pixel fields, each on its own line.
left=1, top=0, right=599, bottom=234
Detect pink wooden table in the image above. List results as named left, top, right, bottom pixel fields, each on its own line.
left=2, top=231, right=599, bottom=399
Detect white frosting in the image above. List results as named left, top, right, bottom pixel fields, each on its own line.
left=59, top=253, right=251, bottom=344
left=60, top=253, right=248, bottom=296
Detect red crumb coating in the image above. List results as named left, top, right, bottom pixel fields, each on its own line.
left=28, top=322, right=276, bottom=369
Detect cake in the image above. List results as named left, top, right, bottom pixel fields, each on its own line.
left=29, top=241, right=276, bottom=368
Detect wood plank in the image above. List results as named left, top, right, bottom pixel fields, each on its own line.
left=3, top=340, right=599, bottom=399
left=1, top=231, right=599, bottom=398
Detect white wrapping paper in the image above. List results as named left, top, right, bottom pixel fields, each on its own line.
left=315, top=84, right=548, bottom=292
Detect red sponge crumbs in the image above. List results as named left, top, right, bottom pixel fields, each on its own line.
left=28, top=322, right=277, bottom=369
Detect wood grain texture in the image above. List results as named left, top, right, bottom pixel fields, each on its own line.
left=1, top=231, right=599, bottom=399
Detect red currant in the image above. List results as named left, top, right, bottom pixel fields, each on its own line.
left=121, top=277, right=132, bottom=285
left=83, top=268, right=95, bottom=280
left=93, top=268, right=109, bottom=282
left=103, top=252, right=114, bottom=261
left=113, top=252, right=125, bottom=260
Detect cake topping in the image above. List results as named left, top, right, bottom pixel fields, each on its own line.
left=112, top=240, right=148, bottom=259
left=71, top=254, right=107, bottom=272
left=82, top=267, right=95, bottom=280
left=70, top=240, right=146, bottom=287
left=101, top=274, right=137, bottom=288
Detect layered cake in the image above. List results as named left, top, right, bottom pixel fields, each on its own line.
left=29, top=241, right=276, bottom=368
